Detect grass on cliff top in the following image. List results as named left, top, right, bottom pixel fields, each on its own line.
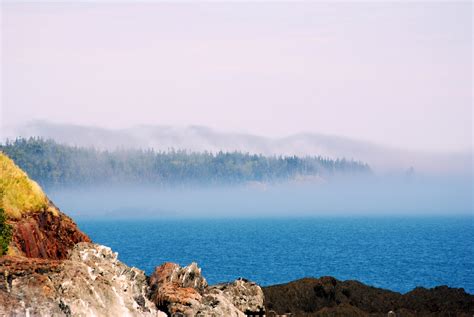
left=0, top=152, right=57, bottom=219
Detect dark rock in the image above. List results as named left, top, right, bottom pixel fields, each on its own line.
left=400, top=286, right=474, bottom=314
left=58, top=299, right=71, bottom=317
left=263, top=277, right=474, bottom=316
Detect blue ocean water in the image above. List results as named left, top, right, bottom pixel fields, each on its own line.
left=77, top=217, right=474, bottom=294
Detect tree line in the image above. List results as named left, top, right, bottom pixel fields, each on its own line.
left=0, top=138, right=371, bottom=188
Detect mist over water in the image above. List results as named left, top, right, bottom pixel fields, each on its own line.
left=2, top=129, right=471, bottom=217
left=47, top=174, right=472, bottom=219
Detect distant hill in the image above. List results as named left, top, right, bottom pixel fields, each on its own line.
left=5, top=121, right=471, bottom=175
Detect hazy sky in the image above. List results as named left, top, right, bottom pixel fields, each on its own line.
left=1, top=1, right=472, bottom=152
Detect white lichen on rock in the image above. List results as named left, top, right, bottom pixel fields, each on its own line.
left=0, top=243, right=166, bottom=317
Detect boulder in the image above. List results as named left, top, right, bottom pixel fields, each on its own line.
left=198, top=288, right=246, bottom=317
left=209, top=278, right=265, bottom=314
left=149, top=262, right=207, bottom=315
left=149, top=262, right=265, bottom=316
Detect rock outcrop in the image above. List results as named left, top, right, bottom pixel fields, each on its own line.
left=9, top=209, right=91, bottom=259
left=149, top=262, right=205, bottom=315
left=263, top=276, right=474, bottom=316
left=149, top=262, right=265, bottom=316
left=1, top=152, right=90, bottom=259
left=0, top=242, right=166, bottom=317
left=0, top=245, right=265, bottom=317
left=209, top=278, right=265, bottom=314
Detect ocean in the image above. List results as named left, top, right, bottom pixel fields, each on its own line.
left=77, top=216, right=474, bottom=294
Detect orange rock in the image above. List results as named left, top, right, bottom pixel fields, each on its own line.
left=9, top=210, right=91, bottom=260
left=149, top=262, right=207, bottom=315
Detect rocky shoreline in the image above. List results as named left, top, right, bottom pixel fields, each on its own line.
left=1, top=240, right=473, bottom=316
left=0, top=242, right=266, bottom=316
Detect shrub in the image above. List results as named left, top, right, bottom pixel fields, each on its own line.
left=0, top=208, right=12, bottom=256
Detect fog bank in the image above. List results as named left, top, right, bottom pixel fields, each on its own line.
left=47, top=175, right=473, bottom=219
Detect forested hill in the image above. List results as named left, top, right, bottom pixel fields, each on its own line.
left=0, top=138, right=371, bottom=187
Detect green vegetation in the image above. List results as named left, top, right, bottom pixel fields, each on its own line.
left=0, top=152, right=56, bottom=219
left=0, top=208, right=12, bottom=256
left=1, top=138, right=371, bottom=188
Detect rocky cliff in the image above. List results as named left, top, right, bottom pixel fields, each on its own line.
left=9, top=208, right=91, bottom=259
left=0, top=153, right=90, bottom=259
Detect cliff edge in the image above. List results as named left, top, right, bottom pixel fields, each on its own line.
left=0, top=152, right=90, bottom=259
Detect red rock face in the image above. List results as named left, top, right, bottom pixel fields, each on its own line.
left=10, top=210, right=91, bottom=260
left=0, top=255, right=62, bottom=275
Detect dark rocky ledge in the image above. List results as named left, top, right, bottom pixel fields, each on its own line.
left=263, top=276, right=474, bottom=316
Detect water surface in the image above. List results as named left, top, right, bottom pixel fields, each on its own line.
left=77, top=216, right=474, bottom=293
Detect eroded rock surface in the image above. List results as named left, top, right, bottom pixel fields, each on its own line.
left=9, top=208, right=91, bottom=259
left=150, top=262, right=208, bottom=291
left=0, top=242, right=165, bottom=317
left=198, top=288, right=246, bottom=317
left=149, top=262, right=206, bottom=315
left=209, top=278, right=265, bottom=314
left=1, top=152, right=91, bottom=260
left=149, top=262, right=264, bottom=316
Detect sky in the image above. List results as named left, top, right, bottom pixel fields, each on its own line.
left=1, top=1, right=472, bottom=152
